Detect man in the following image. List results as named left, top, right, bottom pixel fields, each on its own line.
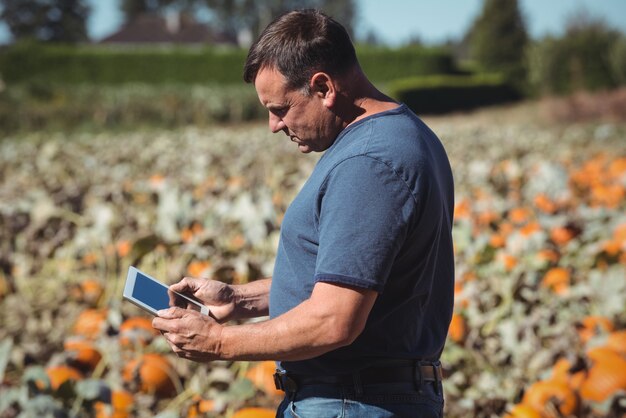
left=153, top=9, right=455, bottom=417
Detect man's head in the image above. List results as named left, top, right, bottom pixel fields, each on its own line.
left=244, top=10, right=360, bottom=153
left=243, top=9, right=359, bottom=93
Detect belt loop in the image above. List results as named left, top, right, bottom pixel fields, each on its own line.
left=273, top=369, right=284, bottom=392
left=274, top=369, right=298, bottom=400
left=352, top=372, right=363, bottom=398
left=432, top=363, right=441, bottom=395
left=413, top=361, right=424, bottom=394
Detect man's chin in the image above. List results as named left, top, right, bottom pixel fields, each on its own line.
left=297, top=143, right=314, bottom=153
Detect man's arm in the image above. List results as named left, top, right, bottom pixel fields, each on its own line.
left=230, top=278, right=272, bottom=319
left=152, top=281, right=377, bottom=362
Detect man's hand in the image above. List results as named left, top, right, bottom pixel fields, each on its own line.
left=152, top=307, right=223, bottom=362
left=169, top=277, right=236, bottom=322
left=152, top=281, right=375, bottom=363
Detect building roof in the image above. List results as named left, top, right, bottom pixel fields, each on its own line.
left=99, top=13, right=236, bottom=45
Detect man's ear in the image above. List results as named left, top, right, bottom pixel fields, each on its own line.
left=310, top=72, right=336, bottom=108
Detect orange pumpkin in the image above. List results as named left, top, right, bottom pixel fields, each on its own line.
left=84, top=280, right=104, bottom=302
left=94, top=390, right=134, bottom=418
left=453, top=199, right=472, bottom=221
left=498, top=222, right=515, bottom=237
left=454, top=282, right=469, bottom=309
left=119, top=316, right=159, bottom=347
left=82, top=252, right=99, bottom=267
left=606, top=330, right=626, bottom=355
left=475, top=209, right=500, bottom=227
left=149, top=174, right=165, bottom=189
left=613, top=223, right=626, bottom=243
left=536, top=249, right=560, bottom=265
left=579, top=347, right=626, bottom=402
left=577, top=316, right=614, bottom=343
left=489, top=233, right=506, bottom=248
left=181, top=222, right=204, bottom=243
left=116, top=240, right=132, bottom=258
left=228, top=234, right=246, bottom=251
left=64, top=339, right=102, bottom=371
left=448, top=313, right=467, bottom=344
left=521, top=379, right=578, bottom=416
left=231, top=407, right=276, bottom=418
left=187, top=261, right=211, bottom=278
left=508, top=207, right=533, bottom=225
left=44, top=365, right=83, bottom=391
left=497, top=252, right=518, bottom=271
left=586, top=346, right=625, bottom=364
left=504, top=403, right=543, bottom=418
left=186, top=395, right=216, bottom=418
left=601, top=239, right=622, bottom=256
left=591, top=183, right=625, bottom=208
left=533, top=193, right=558, bottom=214
left=608, top=157, right=626, bottom=179
left=551, top=358, right=585, bottom=391
left=519, top=222, right=541, bottom=237
left=70, top=279, right=104, bottom=305
left=122, top=353, right=177, bottom=397
left=72, top=309, right=108, bottom=339
left=245, top=361, right=283, bottom=397
left=541, top=268, right=570, bottom=295
left=550, top=226, right=576, bottom=246
left=0, top=273, right=10, bottom=299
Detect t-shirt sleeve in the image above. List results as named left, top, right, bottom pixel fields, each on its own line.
left=314, top=155, right=417, bottom=293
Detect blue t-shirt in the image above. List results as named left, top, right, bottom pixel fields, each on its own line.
left=270, top=104, right=455, bottom=375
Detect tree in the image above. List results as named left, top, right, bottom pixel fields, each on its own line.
left=121, top=0, right=185, bottom=23
left=315, top=0, right=355, bottom=38
left=467, top=0, right=528, bottom=85
left=117, top=0, right=356, bottom=47
left=528, top=12, right=621, bottom=95
left=0, top=0, right=90, bottom=43
left=201, top=0, right=356, bottom=47
left=121, top=0, right=154, bottom=22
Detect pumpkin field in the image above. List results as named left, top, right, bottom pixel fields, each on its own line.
left=0, top=99, right=625, bottom=417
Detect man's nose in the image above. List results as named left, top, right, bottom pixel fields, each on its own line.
left=269, top=113, right=286, bottom=134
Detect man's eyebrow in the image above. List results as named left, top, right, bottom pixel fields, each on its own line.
left=266, top=103, right=288, bottom=113
left=266, top=103, right=287, bottom=109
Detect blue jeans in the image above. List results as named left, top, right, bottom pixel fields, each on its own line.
left=276, top=381, right=444, bottom=418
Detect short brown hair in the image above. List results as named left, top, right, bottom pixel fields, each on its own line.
left=243, top=9, right=358, bottom=91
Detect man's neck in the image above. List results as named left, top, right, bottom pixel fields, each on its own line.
left=333, top=67, right=400, bottom=129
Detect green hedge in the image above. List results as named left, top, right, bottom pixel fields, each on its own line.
left=0, top=83, right=265, bottom=134
left=0, top=44, right=249, bottom=85
left=387, top=74, right=521, bottom=115
left=0, top=43, right=458, bottom=85
left=357, top=46, right=459, bottom=80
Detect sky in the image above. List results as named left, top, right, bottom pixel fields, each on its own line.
left=1, top=0, right=626, bottom=45
left=356, top=0, right=626, bottom=45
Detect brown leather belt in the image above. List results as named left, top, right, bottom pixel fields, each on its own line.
left=273, top=362, right=443, bottom=393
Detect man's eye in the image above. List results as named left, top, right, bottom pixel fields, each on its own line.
left=271, top=108, right=287, bottom=117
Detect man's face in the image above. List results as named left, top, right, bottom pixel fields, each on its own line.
left=254, top=67, right=339, bottom=153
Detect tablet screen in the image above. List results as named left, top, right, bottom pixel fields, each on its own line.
left=132, top=271, right=202, bottom=312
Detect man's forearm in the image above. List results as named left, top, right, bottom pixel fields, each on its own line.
left=217, top=300, right=345, bottom=362
left=216, top=282, right=377, bottom=362
left=230, top=278, right=272, bottom=319
left=153, top=282, right=377, bottom=364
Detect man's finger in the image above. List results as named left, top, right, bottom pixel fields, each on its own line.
left=156, top=306, right=185, bottom=319
left=169, top=276, right=200, bottom=294
left=152, top=307, right=185, bottom=331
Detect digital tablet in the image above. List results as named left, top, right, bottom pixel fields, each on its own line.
left=123, top=266, right=209, bottom=316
